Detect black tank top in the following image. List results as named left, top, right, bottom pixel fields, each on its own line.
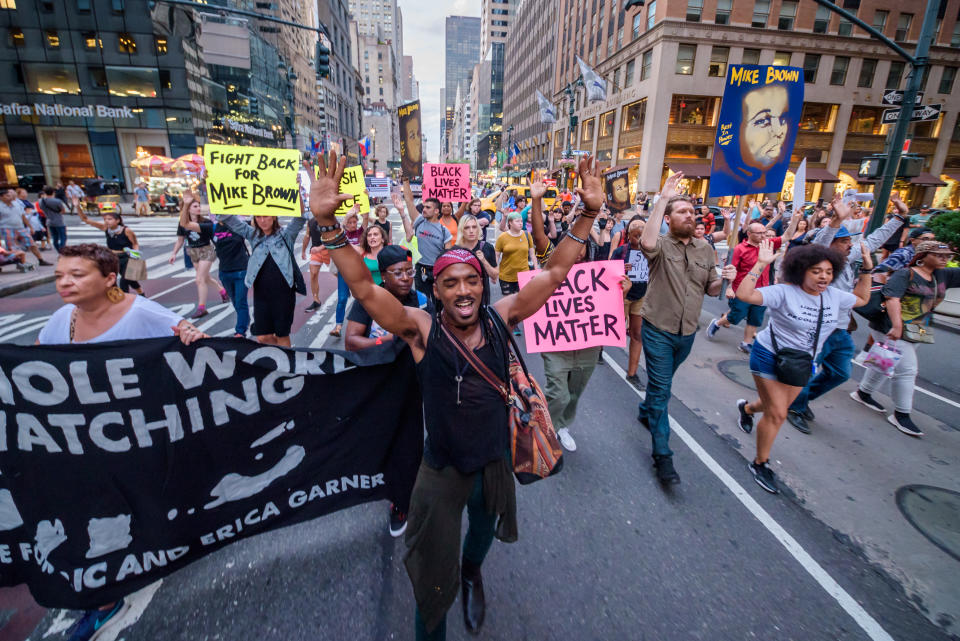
left=416, top=310, right=510, bottom=474
left=105, top=227, right=132, bottom=251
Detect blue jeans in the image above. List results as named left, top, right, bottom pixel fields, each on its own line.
left=789, top=329, right=855, bottom=413
left=637, top=322, right=696, bottom=457
left=335, top=272, right=350, bottom=323
left=219, top=269, right=249, bottom=335
left=48, top=225, right=67, bottom=252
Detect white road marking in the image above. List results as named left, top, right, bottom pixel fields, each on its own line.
left=850, top=361, right=960, bottom=410
left=308, top=290, right=341, bottom=349
left=601, top=350, right=896, bottom=641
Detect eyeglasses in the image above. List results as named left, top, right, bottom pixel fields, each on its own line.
left=385, top=268, right=415, bottom=278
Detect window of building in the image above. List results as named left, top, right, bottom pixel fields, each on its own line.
left=886, top=60, right=904, bottom=88
left=830, top=56, right=849, bottom=85
left=625, top=59, right=635, bottom=86
left=44, top=29, right=60, bottom=48
left=873, top=9, right=888, bottom=33
left=669, top=96, right=718, bottom=126
left=715, top=0, right=731, bottom=25
left=80, top=31, right=101, bottom=50
left=778, top=1, right=797, bottom=30
left=848, top=106, right=885, bottom=134
left=752, top=0, right=770, bottom=28
left=803, top=54, right=820, bottom=83
left=940, top=66, right=957, bottom=94
left=117, top=33, right=136, bottom=54
left=581, top=117, right=594, bottom=142
left=621, top=99, right=646, bottom=131
left=708, top=46, right=728, bottom=77
left=105, top=66, right=160, bottom=97
left=0, top=0, right=16, bottom=8
left=632, top=12, right=642, bottom=39
left=40, top=0, right=53, bottom=11
left=646, top=0, right=656, bottom=30
left=813, top=5, right=830, bottom=32
left=76, top=0, right=90, bottom=10
left=952, top=19, right=960, bottom=47
left=675, top=44, right=695, bottom=75
left=799, top=103, right=838, bottom=131
left=686, top=0, right=702, bottom=22
left=154, top=35, right=167, bottom=55
left=837, top=19, right=853, bottom=36
left=111, top=0, right=125, bottom=12
left=895, top=13, right=912, bottom=41
left=858, top=58, right=877, bottom=87
left=641, top=49, right=652, bottom=80
left=742, top=48, right=761, bottom=65
left=23, top=62, right=81, bottom=94
left=600, top=110, right=615, bottom=137
left=665, top=144, right=709, bottom=158
left=8, top=27, right=24, bottom=47
left=159, top=69, right=171, bottom=90
left=773, top=51, right=791, bottom=66
left=89, top=66, right=107, bottom=89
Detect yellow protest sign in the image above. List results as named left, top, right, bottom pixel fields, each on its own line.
left=331, top=165, right=370, bottom=216
left=204, top=144, right=301, bottom=216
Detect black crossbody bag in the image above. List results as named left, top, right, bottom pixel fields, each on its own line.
left=769, top=294, right=823, bottom=387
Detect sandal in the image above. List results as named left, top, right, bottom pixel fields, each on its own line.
left=330, top=324, right=342, bottom=337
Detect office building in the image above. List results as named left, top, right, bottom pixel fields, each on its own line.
left=444, top=16, right=481, bottom=158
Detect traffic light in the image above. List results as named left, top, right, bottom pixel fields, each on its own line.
left=315, top=41, right=331, bottom=79
left=249, top=96, right=259, bottom=116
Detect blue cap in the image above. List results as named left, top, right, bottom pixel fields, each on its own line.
left=832, top=226, right=852, bottom=239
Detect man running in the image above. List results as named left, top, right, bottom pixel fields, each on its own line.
left=636, top=171, right=723, bottom=485
left=307, top=151, right=605, bottom=641
left=785, top=192, right=909, bottom=434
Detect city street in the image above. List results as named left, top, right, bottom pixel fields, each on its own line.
left=1, top=216, right=957, bottom=641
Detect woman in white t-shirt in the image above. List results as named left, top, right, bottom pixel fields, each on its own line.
left=38, top=243, right=207, bottom=345
left=724, top=240, right=872, bottom=495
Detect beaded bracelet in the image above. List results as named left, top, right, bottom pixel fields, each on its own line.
left=321, top=230, right=346, bottom=245
left=317, top=222, right=341, bottom=233
left=325, top=240, right=349, bottom=250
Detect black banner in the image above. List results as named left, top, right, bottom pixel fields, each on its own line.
left=0, top=338, right=423, bottom=608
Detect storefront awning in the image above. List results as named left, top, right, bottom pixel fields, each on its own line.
left=665, top=162, right=711, bottom=178
left=942, top=172, right=960, bottom=182
left=910, top=172, right=947, bottom=186
left=805, top=168, right=839, bottom=182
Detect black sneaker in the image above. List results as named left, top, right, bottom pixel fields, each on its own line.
left=736, top=399, right=754, bottom=434
left=787, top=410, right=811, bottom=434
left=653, top=455, right=680, bottom=485
left=749, top=460, right=779, bottom=494
left=304, top=300, right=321, bottom=312
left=801, top=407, right=815, bottom=421
left=888, top=412, right=923, bottom=437
left=850, top=389, right=885, bottom=413
left=389, top=503, right=407, bottom=537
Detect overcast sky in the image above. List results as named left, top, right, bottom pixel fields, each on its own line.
left=400, top=0, right=478, bottom=161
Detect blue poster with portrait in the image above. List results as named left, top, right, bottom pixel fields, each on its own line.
left=708, top=65, right=804, bottom=197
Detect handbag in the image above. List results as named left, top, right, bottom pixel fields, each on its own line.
left=439, top=308, right=564, bottom=484
left=901, top=272, right=936, bottom=344
left=123, top=256, right=148, bottom=281
left=863, top=342, right=903, bottom=377
left=769, top=294, right=823, bottom=387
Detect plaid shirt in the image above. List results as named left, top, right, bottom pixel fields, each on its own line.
left=874, top=246, right=914, bottom=274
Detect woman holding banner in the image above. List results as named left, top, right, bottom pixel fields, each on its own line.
left=220, top=210, right=307, bottom=347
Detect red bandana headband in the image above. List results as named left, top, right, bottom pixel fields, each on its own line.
left=433, top=248, right=483, bottom=279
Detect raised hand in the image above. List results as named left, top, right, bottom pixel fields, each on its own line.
left=757, top=238, right=777, bottom=264
left=575, top=155, right=605, bottom=211
left=391, top=192, right=405, bottom=213
left=306, top=151, right=352, bottom=224
left=859, top=241, right=875, bottom=272
left=831, top=193, right=852, bottom=221
left=530, top=177, right=547, bottom=201
left=660, top=171, right=684, bottom=201
left=890, top=192, right=908, bottom=214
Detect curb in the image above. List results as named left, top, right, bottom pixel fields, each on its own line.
left=0, top=273, right=56, bottom=297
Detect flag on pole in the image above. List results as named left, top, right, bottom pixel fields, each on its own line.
left=536, top=90, right=557, bottom=124
left=508, top=143, right=520, bottom=165
left=577, top=56, right=607, bottom=102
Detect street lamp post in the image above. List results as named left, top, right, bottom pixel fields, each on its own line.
left=278, top=60, right=298, bottom=151
left=370, top=127, right=377, bottom=174
left=506, top=125, right=514, bottom=181
left=561, top=76, right=583, bottom=191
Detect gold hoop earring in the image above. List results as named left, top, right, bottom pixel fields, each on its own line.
left=106, top=286, right=125, bottom=303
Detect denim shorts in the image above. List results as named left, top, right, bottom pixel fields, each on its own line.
left=727, top=297, right=767, bottom=327
left=749, top=341, right=778, bottom=381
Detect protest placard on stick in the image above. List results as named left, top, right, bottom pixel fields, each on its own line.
left=423, top=163, right=470, bottom=202
left=204, top=144, right=301, bottom=216
left=398, top=101, right=422, bottom=179
left=330, top=165, right=370, bottom=215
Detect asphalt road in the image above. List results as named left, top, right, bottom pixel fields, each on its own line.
left=2, top=217, right=958, bottom=640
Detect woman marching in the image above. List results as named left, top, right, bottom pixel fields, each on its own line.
left=219, top=208, right=307, bottom=347
left=77, top=208, right=145, bottom=295
left=360, top=223, right=386, bottom=284
left=730, top=240, right=872, bottom=494
left=170, top=196, right=227, bottom=318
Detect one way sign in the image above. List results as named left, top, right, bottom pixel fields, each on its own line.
left=881, top=103, right=942, bottom=124
left=881, top=90, right=924, bottom=106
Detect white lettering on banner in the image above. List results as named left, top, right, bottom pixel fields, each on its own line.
left=224, top=118, right=274, bottom=139
left=0, top=103, right=136, bottom=118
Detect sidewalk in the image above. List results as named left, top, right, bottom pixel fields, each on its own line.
left=0, top=257, right=56, bottom=297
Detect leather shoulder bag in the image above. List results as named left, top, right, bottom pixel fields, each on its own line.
left=769, top=293, right=823, bottom=388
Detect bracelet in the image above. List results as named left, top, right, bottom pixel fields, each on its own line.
left=860, top=268, right=874, bottom=274
left=564, top=231, right=587, bottom=245
left=324, top=240, right=349, bottom=250
left=317, top=222, right=340, bottom=233
left=580, top=210, right=599, bottom=219
left=320, top=230, right=346, bottom=244
left=746, top=272, right=761, bottom=279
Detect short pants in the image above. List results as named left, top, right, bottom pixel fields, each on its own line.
left=1, top=228, right=33, bottom=250
left=624, top=297, right=644, bottom=318
left=727, top=297, right=767, bottom=327
left=186, top=243, right=216, bottom=263
left=749, top=340, right=778, bottom=381
left=499, top=279, right=520, bottom=296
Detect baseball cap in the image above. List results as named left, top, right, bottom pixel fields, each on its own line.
left=908, top=227, right=934, bottom=239
left=377, top=244, right=412, bottom=272
left=832, top=226, right=852, bottom=239
left=915, top=241, right=952, bottom=255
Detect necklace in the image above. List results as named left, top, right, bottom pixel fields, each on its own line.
left=69, top=307, right=77, bottom=342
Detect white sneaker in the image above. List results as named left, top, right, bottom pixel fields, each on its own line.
left=557, top=427, right=577, bottom=452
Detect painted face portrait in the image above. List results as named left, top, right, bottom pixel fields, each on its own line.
left=612, top=177, right=629, bottom=204
left=404, top=118, right=421, bottom=164
left=604, top=169, right=631, bottom=211
left=741, top=85, right=789, bottom=169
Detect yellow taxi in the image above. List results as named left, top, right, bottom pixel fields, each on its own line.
left=95, top=195, right=123, bottom=215
left=479, top=184, right=559, bottom=217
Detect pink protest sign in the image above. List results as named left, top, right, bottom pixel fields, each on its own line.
left=423, top=163, right=470, bottom=202
left=517, top=260, right=626, bottom=353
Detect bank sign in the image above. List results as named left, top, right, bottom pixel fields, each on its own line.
left=0, top=102, right=136, bottom=119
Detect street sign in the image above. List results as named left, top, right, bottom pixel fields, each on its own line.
left=570, top=149, right=590, bottom=156
left=881, top=103, right=942, bottom=124
left=881, top=90, right=924, bottom=106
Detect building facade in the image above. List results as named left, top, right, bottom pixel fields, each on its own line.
left=444, top=16, right=481, bottom=158
left=354, top=24, right=400, bottom=169
left=401, top=55, right=417, bottom=101
left=502, top=0, right=555, bottom=174
left=547, top=0, right=960, bottom=206
left=317, top=0, right=362, bottom=163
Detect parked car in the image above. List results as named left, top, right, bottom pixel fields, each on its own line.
left=95, top=195, right=123, bottom=215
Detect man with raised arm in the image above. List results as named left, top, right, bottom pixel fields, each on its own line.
left=307, top=151, right=606, bottom=641
left=636, top=171, right=723, bottom=485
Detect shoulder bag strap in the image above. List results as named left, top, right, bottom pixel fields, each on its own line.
left=810, top=294, right=824, bottom=357
left=487, top=305, right=534, bottom=382
left=438, top=320, right=510, bottom=402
